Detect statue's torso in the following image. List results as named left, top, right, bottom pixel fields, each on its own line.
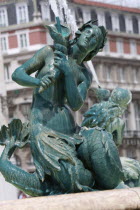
left=30, top=49, right=87, bottom=134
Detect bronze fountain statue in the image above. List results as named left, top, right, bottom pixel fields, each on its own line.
left=0, top=19, right=139, bottom=196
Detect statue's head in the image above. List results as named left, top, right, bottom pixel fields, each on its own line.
left=70, top=20, right=107, bottom=61
left=110, top=87, right=132, bottom=108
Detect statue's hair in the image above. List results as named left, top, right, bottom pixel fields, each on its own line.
left=69, top=20, right=107, bottom=61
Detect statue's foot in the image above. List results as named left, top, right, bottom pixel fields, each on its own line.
left=115, top=181, right=129, bottom=189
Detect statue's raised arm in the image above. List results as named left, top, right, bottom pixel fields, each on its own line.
left=12, top=46, right=56, bottom=88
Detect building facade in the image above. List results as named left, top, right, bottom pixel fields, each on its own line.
left=0, top=0, right=140, bottom=199
left=70, top=0, right=140, bottom=161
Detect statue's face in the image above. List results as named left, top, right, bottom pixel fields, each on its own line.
left=76, top=25, right=102, bottom=53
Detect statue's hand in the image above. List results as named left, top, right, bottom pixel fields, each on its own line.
left=53, top=48, right=71, bottom=76
left=39, top=71, right=56, bottom=93
left=39, top=44, right=69, bottom=93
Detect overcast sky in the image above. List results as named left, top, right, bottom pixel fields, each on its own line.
left=92, top=0, right=140, bottom=8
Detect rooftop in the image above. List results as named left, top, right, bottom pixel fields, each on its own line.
left=72, top=0, right=140, bottom=13
left=89, top=0, right=140, bottom=8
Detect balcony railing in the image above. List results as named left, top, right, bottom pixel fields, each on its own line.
left=124, top=130, right=140, bottom=138
left=123, top=138, right=140, bottom=146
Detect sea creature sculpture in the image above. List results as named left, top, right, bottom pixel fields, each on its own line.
left=0, top=19, right=139, bottom=197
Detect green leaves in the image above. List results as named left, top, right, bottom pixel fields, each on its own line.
left=0, top=119, right=29, bottom=148
left=82, top=102, right=122, bottom=129
left=0, top=125, right=8, bottom=145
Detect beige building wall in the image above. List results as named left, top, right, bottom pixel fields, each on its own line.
left=0, top=146, right=18, bottom=201
left=0, top=34, right=18, bottom=201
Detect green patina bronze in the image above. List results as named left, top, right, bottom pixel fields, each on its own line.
left=0, top=19, right=140, bottom=197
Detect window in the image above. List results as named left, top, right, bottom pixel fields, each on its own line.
left=126, top=16, right=133, bottom=33
left=9, top=106, right=15, bottom=119
left=0, top=7, right=8, bottom=27
left=119, top=14, right=126, bottom=32
left=134, top=102, right=140, bottom=130
left=130, top=40, right=137, bottom=55
left=117, top=39, right=123, bottom=54
left=16, top=3, right=29, bottom=24
left=4, top=64, right=11, bottom=81
left=94, top=64, right=100, bottom=81
left=19, top=33, right=28, bottom=48
left=132, top=16, right=139, bottom=34
left=20, top=103, right=31, bottom=119
left=1, top=36, right=8, bottom=52
left=14, top=155, right=21, bottom=167
left=118, top=67, right=125, bottom=82
left=123, top=110, right=129, bottom=131
left=112, top=14, right=119, bottom=31
left=92, top=64, right=98, bottom=81
left=105, top=65, right=112, bottom=81
left=26, top=154, right=34, bottom=166
left=103, top=39, right=109, bottom=53
left=40, top=3, right=60, bottom=23
left=126, top=146, right=136, bottom=159
left=75, top=7, right=83, bottom=24
left=47, top=32, right=54, bottom=45
left=40, top=2, right=49, bottom=21
left=97, top=11, right=105, bottom=26
left=91, top=10, right=98, bottom=25
left=133, top=68, right=139, bottom=83
left=50, top=6, right=55, bottom=22
left=105, top=12, right=112, bottom=30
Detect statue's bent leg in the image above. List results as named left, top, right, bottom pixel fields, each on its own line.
left=32, top=131, right=95, bottom=193
left=120, top=157, right=140, bottom=188
left=0, top=159, right=47, bottom=196
left=77, top=128, right=124, bottom=190
left=52, top=158, right=94, bottom=193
